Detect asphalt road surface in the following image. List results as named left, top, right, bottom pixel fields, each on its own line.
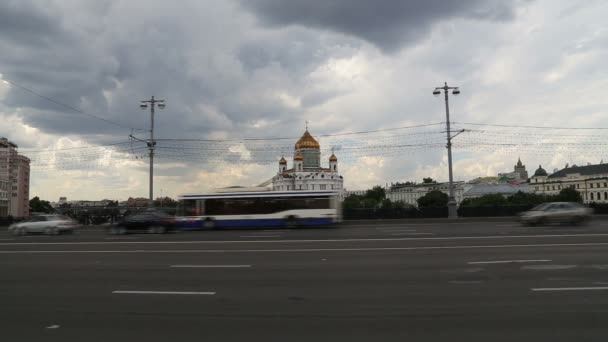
left=3, top=219, right=608, bottom=341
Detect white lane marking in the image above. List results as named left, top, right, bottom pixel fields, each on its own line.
left=170, top=264, right=251, bottom=268
left=104, top=237, right=137, bottom=240
left=379, top=229, right=418, bottom=232
left=46, top=325, right=60, bottom=329
left=4, top=233, right=608, bottom=246
left=112, top=290, right=216, bottom=295
left=4, top=242, right=608, bottom=253
left=390, top=233, right=434, bottom=236
left=468, top=259, right=551, bottom=265
left=449, top=280, right=483, bottom=284
left=522, top=264, right=577, bottom=270
left=532, top=287, right=608, bottom=292
left=240, top=235, right=281, bottom=238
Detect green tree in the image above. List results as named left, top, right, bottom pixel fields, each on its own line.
left=381, top=198, right=393, bottom=209
left=154, top=196, right=177, bottom=208
left=422, top=177, right=437, bottom=184
left=365, top=186, right=386, bottom=203
left=343, top=194, right=364, bottom=209
left=29, top=196, right=54, bottom=213
left=553, top=187, right=583, bottom=203
left=392, top=200, right=408, bottom=209
left=417, top=190, right=448, bottom=208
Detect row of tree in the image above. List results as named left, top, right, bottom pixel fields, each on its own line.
left=344, top=184, right=586, bottom=210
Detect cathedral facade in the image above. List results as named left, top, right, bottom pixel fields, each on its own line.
left=271, top=129, right=344, bottom=200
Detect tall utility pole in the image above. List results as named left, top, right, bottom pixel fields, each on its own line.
left=433, top=83, right=460, bottom=219
left=139, top=96, right=165, bottom=207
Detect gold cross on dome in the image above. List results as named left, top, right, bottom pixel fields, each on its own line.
left=305, top=120, right=309, bottom=130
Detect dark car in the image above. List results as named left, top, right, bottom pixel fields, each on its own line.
left=109, top=209, right=175, bottom=234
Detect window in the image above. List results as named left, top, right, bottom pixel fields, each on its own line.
left=535, top=186, right=538, bottom=190
left=577, top=184, right=580, bottom=189
left=591, top=192, right=594, bottom=200
left=552, top=186, right=555, bottom=190
left=599, top=183, right=602, bottom=188
left=605, top=192, right=608, bottom=200
left=591, top=183, right=594, bottom=188
left=605, top=183, right=608, bottom=188
left=320, top=184, right=326, bottom=190
left=299, top=185, right=302, bottom=190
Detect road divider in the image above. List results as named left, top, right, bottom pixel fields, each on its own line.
left=112, top=290, right=216, bottom=295
left=170, top=265, right=251, bottom=268
left=468, top=259, right=551, bottom=265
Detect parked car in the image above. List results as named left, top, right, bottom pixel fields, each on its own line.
left=8, top=214, right=78, bottom=235
left=519, top=202, right=592, bottom=226
left=109, top=209, right=175, bottom=234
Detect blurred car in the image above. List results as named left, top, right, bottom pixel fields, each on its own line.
left=8, top=214, right=78, bottom=235
left=520, top=202, right=592, bottom=226
left=109, top=209, right=175, bottom=234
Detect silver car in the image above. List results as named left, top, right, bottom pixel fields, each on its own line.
left=520, top=202, right=592, bottom=226
left=8, top=214, right=78, bottom=235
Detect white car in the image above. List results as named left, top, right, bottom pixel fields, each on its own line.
left=520, top=202, right=592, bottom=226
left=8, top=214, right=78, bottom=235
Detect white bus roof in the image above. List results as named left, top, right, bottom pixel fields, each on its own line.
left=178, top=190, right=338, bottom=200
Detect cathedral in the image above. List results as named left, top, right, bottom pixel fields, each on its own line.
left=271, top=129, right=344, bottom=200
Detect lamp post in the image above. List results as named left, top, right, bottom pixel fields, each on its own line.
left=433, top=82, right=460, bottom=218
left=139, top=96, right=165, bottom=207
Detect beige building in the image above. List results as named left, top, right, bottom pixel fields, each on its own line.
left=386, top=181, right=466, bottom=207
left=0, top=138, right=31, bottom=218
left=530, top=163, right=608, bottom=204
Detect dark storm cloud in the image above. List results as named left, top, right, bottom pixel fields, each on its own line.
left=240, top=0, right=519, bottom=53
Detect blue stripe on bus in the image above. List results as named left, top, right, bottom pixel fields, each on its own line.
left=177, top=217, right=335, bottom=229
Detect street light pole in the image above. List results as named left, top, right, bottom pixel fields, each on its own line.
left=140, top=96, right=165, bottom=207
left=433, top=82, right=460, bottom=218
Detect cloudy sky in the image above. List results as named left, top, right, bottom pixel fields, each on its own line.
left=1, top=0, right=607, bottom=201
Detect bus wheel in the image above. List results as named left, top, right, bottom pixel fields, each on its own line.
left=203, top=218, right=216, bottom=230
left=285, top=216, right=298, bottom=229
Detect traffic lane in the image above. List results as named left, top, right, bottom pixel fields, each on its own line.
left=3, top=245, right=608, bottom=295
left=2, top=248, right=608, bottom=342
left=4, top=233, right=608, bottom=252
left=2, top=220, right=607, bottom=242
left=1, top=223, right=607, bottom=245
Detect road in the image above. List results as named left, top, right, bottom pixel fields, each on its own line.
left=2, top=220, right=608, bottom=341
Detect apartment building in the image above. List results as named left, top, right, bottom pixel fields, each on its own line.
left=0, top=138, right=31, bottom=218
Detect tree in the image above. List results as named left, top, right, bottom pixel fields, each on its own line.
left=29, top=196, right=54, bottom=213
left=553, top=187, right=583, bottom=203
left=365, top=186, right=386, bottom=203
left=381, top=198, right=393, bottom=209
left=392, top=200, right=408, bottom=209
left=417, top=190, right=448, bottom=208
left=390, top=181, right=415, bottom=190
left=422, top=177, right=437, bottom=184
left=154, top=196, right=177, bottom=208
left=343, top=194, right=364, bottom=209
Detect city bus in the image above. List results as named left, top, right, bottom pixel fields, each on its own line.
left=175, top=189, right=341, bottom=229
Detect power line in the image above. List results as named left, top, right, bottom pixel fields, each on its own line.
left=1, top=77, right=145, bottom=131
left=454, top=121, right=608, bottom=130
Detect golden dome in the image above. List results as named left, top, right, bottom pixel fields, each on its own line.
left=295, top=130, right=320, bottom=150
left=329, top=154, right=337, bottom=161
left=279, top=157, right=287, bottom=164
left=294, top=152, right=304, bottom=161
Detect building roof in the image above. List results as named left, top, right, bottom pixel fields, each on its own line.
left=294, top=152, right=304, bottom=160
left=464, top=183, right=529, bottom=197
left=294, top=130, right=320, bottom=150
left=329, top=154, right=337, bottom=161
left=533, top=165, right=548, bottom=177
left=279, top=157, right=287, bottom=164
left=548, top=163, right=608, bottom=178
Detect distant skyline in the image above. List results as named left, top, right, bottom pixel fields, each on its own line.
left=1, top=0, right=608, bottom=201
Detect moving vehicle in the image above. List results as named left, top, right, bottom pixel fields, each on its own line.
left=176, top=190, right=341, bottom=229
left=519, top=202, right=592, bottom=226
left=8, top=214, right=78, bottom=235
left=109, top=208, right=175, bottom=234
